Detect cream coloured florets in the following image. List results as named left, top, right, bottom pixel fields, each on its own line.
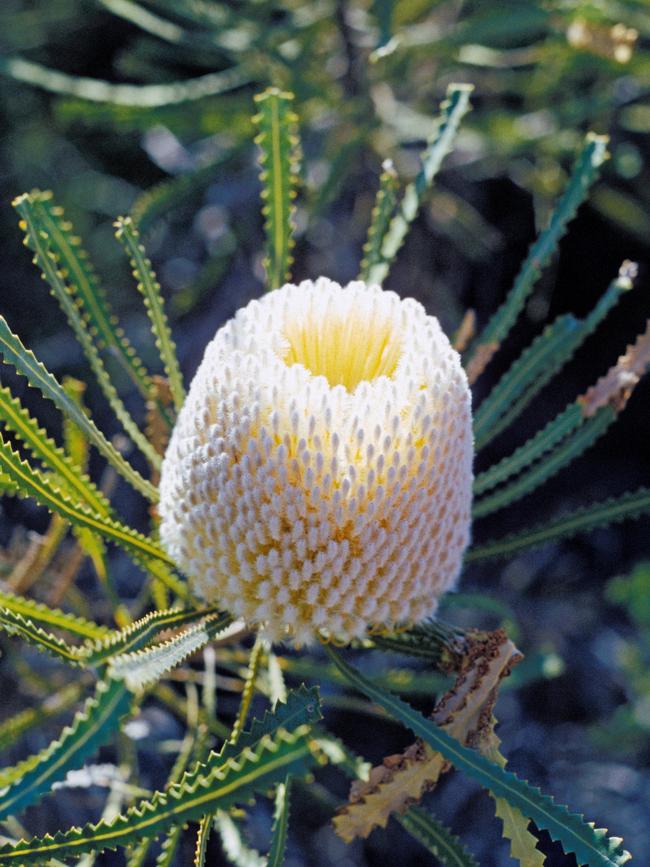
left=159, top=278, right=473, bottom=645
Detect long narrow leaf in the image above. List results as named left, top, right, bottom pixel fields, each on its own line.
left=108, top=613, right=235, bottom=690
left=253, top=88, right=301, bottom=291
left=359, top=159, right=399, bottom=282
left=0, top=433, right=186, bottom=598
left=0, top=677, right=132, bottom=820
left=0, top=588, right=109, bottom=641
left=466, top=487, right=650, bottom=562
left=0, top=383, right=111, bottom=516
left=325, top=647, right=631, bottom=867
left=473, top=406, right=616, bottom=518
left=365, top=83, right=473, bottom=286
left=0, top=315, right=157, bottom=501
left=114, top=217, right=185, bottom=412
left=0, top=727, right=317, bottom=863
left=473, top=261, right=635, bottom=448
left=398, top=806, right=479, bottom=867
left=268, top=776, right=292, bottom=867
left=467, top=133, right=609, bottom=373
left=0, top=607, right=84, bottom=664
left=14, top=193, right=161, bottom=468
left=32, top=191, right=154, bottom=400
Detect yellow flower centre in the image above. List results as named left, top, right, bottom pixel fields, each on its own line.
left=281, top=306, right=403, bottom=390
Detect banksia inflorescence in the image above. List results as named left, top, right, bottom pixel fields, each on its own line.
left=159, top=278, right=473, bottom=645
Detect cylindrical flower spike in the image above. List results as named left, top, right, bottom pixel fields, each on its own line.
left=159, top=279, right=473, bottom=645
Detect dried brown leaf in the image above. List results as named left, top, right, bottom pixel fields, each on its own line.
left=465, top=342, right=499, bottom=385
left=579, top=318, right=650, bottom=416
left=333, top=630, right=521, bottom=842
left=453, top=310, right=476, bottom=353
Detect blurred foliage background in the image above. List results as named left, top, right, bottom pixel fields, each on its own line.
left=0, top=1, right=649, bottom=864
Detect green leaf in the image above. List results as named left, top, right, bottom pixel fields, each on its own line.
left=13, top=192, right=161, bottom=468
left=473, top=406, right=616, bottom=518
left=325, top=647, right=631, bottom=867
left=484, top=732, right=546, bottom=867
left=0, top=54, right=250, bottom=107
left=0, top=314, right=157, bottom=501
left=370, top=619, right=467, bottom=667
left=193, top=815, right=212, bottom=867
left=474, top=402, right=584, bottom=497
left=31, top=191, right=157, bottom=404
left=0, top=726, right=318, bottom=863
left=467, top=487, right=650, bottom=562
left=365, top=83, right=473, bottom=286
left=0, top=677, right=132, bottom=820
left=84, top=605, right=225, bottom=666
left=230, top=632, right=265, bottom=744
left=359, top=159, right=399, bottom=282
left=213, top=684, right=322, bottom=768
left=153, top=826, right=182, bottom=867
left=268, top=776, right=292, bottom=867
left=114, top=216, right=185, bottom=412
left=467, top=133, right=609, bottom=372
left=0, top=383, right=112, bottom=518
left=398, top=806, right=479, bottom=867
left=253, top=88, right=301, bottom=291
left=0, top=588, right=109, bottom=641
left=0, top=432, right=186, bottom=599
left=0, top=607, right=85, bottom=665
left=107, top=613, right=235, bottom=690
left=473, top=261, right=636, bottom=449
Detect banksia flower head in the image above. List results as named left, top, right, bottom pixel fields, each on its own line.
left=159, top=279, right=473, bottom=645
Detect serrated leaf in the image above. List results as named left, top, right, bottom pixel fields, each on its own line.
left=0, top=382, right=112, bottom=518
left=0, top=314, right=157, bottom=501
left=193, top=815, right=212, bottom=867
left=474, top=402, right=584, bottom=497
left=0, top=726, right=317, bottom=863
left=398, top=806, right=479, bottom=867
left=108, top=613, right=235, bottom=690
left=213, top=684, right=322, bottom=769
left=0, top=432, right=187, bottom=599
left=0, top=607, right=85, bottom=665
left=0, top=588, right=109, bottom=641
left=483, top=727, right=545, bottom=867
left=466, top=133, right=609, bottom=376
left=0, top=677, right=132, bottom=819
left=473, top=405, right=615, bottom=518
left=334, top=631, right=518, bottom=842
left=466, top=487, right=650, bottom=562
left=14, top=192, right=161, bottom=468
left=473, top=261, right=636, bottom=449
left=253, top=88, right=301, bottom=291
left=230, top=633, right=265, bottom=744
left=84, top=605, right=224, bottom=666
left=268, top=775, right=292, bottom=867
left=31, top=191, right=155, bottom=402
left=359, top=160, right=398, bottom=281
left=214, top=812, right=267, bottom=867
left=114, top=216, right=185, bottom=412
left=326, top=647, right=631, bottom=867
left=365, top=83, right=473, bottom=286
